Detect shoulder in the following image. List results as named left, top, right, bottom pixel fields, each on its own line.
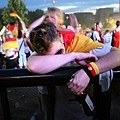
left=93, top=31, right=99, bottom=34
left=90, top=45, right=112, bottom=57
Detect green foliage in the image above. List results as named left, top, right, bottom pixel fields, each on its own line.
left=1, top=0, right=28, bottom=25
left=0, top=22, right=3, bottom=30
left=27, top=9, right=44, bottom=25
left=103, top=19, right=110, bottom=28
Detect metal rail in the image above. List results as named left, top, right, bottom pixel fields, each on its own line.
left=0, top=66, right=120, bottom=120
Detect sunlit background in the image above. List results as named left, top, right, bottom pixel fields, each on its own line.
left=1, top=0, right=120, bottom=30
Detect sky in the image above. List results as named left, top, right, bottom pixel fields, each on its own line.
left=0, top=0, right=120, bottom=14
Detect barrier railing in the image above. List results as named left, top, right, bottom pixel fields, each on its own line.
left=0, top=66, right=120, bottom=120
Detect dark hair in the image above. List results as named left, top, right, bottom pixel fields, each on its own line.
left=30, top=21, right=60, bottom=55
left=104, top=30, right=110, bottom=35
left=116, top=20, right=120, bottom=27
left=96, top=22, right=101, bottom=27
left=91, top=26, right=95, bottom=31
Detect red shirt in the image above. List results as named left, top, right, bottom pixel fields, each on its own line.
left=58, top=30, right=75, bottom=46
left=113, top=30, right=120, bottom=48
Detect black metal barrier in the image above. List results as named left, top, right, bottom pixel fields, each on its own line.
left=0, top=66, right=120, bottom=120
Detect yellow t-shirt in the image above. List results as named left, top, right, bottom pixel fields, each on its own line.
left=66, top=33, right=104, bottom=53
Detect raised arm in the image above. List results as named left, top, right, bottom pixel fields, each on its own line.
left=28, top=15, right=46, bottom=32
left=68, top=14, right=80, bottom=34
left=19, top=19, right=28, bottom=33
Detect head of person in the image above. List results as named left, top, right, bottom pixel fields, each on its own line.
left=96, top=22, right=103, bottom=29
left=91, top=26, right=95, bottom=31
left=45, top=7, right=64, bottom=27
left=116, top=20, right=120, bottom=27
left=30, top=21, right=65, bottom=55
left=104, top=30, right=110, bottom=35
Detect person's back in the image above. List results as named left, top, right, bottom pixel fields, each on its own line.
left=17, top=30, right=27, bottom=68
left=91, top=31, right=99, bottom=41
left=89, top=26, right=101, bottom=42
left=103, top=30, right=112, bottom=46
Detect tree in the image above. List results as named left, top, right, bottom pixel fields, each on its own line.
left=27, top=9, right=44, bottom=25
left=1, top=0, right=28, bottom=26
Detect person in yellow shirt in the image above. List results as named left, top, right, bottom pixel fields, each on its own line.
left=2, top=30, right=19, bottom=69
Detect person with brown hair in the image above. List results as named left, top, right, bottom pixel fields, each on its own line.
left=27, top=21, right=120, bottom=120
left=27, top=7, right=100, bottom=120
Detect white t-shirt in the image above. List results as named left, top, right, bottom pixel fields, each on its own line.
left=17, top=38, right=25, bottom=54
left=90, top=45, right=112, bottom=58
left=103, top=33, right=112, bottom=46
left=91, top=31, right=101, bottom=42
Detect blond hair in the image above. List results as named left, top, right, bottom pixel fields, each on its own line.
left=46, top=7, right=64, bottom=25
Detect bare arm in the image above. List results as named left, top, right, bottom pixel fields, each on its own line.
left=96, top=47, right=120, bottom=72
left=19, top=20, right=28, bottom=33
left=68, top=47, right=120, bottom=95
left=28, top=15, right=46, bottom=32
left=68, top=14, right=80, bottom=34
left=27, top=52, right=97, bottom=74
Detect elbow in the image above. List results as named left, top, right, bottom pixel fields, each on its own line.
left=27, top=61, right=47, bottom=74
left=27, top=62, right=36, bottom=73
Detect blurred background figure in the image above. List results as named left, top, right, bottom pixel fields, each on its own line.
left=112, top=20, right=120, bottom=48
left=92, top=22, right=104, bottom=43
left=17, top=30, right=27, bottom=69
left=2, top=29, right=19, bottom=69
left=103, top=30, right=112, bottom=46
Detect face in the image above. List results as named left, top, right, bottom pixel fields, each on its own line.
left=45, top=40, right=65, bottom=55
left=46, top=12, right=60, bottom=27
left=98, top=22, right=103, bottom=29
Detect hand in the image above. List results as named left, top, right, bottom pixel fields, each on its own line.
left=75, top=52, right=98, bottom=65
left=67, top=69, right=90, bottom=95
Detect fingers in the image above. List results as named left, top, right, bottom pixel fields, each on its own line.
left=89, top=54, right=98, bottom=61
left=67, top=69, right=90, bottom=95
left=76, top=53, right=98, bottom=61
left=67, top=78, right=84, bottom=95
left=68, top=81, right=84, bottom=95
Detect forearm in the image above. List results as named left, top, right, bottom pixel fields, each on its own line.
left=27, top=52, right=76, bottom=74
left=28, top=15, right=46, bottom=32
left=20, top=20, right=27, bottom=33
left=96, top=47, right=120, bottom=73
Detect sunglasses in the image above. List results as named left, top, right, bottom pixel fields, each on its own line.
left=55, top=49, right=63, bottom=55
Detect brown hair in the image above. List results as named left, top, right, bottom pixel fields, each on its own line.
left=30, top=21, right=60, bottom=55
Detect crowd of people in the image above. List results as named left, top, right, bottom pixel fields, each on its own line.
left=1, top=7, right=120, bottom=120
left=85, top=21, right=120, bottom=48
left=0, top=13, right=32, bottom=69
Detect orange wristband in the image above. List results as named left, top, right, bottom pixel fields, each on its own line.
left=86, top=62, right=99, bottom=77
